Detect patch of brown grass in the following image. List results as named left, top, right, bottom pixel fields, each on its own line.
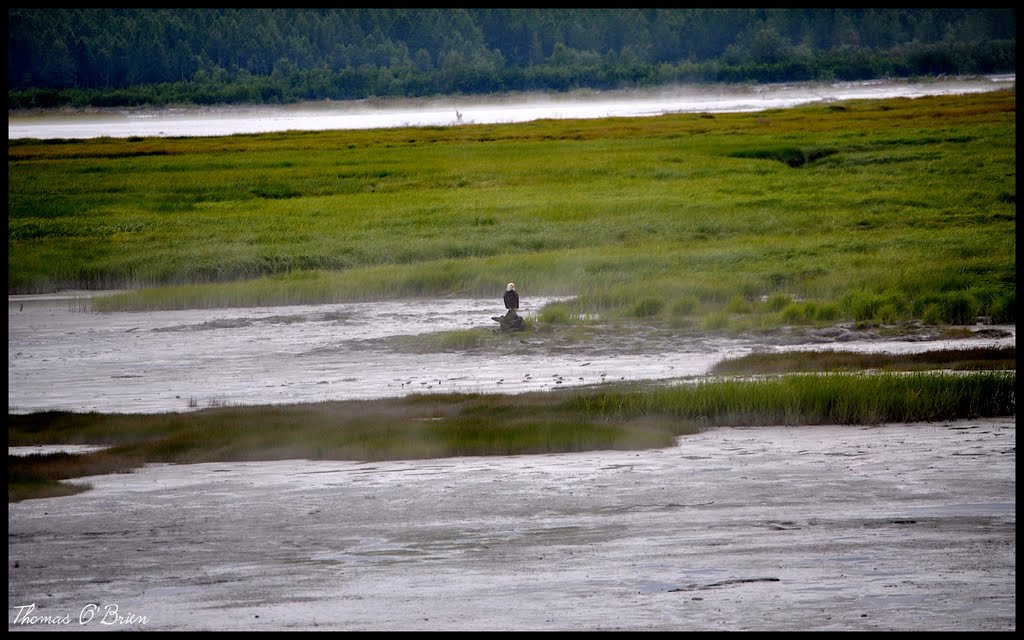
left=8, top=450, right=144, bottom=503
left=709, top=346, right=1015, bottom=375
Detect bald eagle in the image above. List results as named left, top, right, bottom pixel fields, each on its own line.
left=503, top=282, right=519, bottom=311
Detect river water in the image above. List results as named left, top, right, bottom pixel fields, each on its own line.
left=7, top=74, right=1015, bottom=140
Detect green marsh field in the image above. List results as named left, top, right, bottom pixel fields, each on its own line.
left=8, top=89, right=1016, bottom=501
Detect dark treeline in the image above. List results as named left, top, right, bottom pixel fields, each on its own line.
left=7, top=8, right=1016, bottom=109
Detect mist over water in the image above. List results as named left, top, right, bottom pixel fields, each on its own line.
left=8, top=75, right=1014, bottom=140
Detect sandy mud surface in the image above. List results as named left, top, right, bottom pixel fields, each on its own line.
left=8, top=419, right=1015, bottom=631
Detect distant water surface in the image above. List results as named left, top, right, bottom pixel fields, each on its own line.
left=8, top=74, right=1014, bottom=140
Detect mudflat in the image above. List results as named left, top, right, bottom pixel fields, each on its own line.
left=8, top=418, right=1015, bottom=631
left=7, top=293, right=1016, bottom=415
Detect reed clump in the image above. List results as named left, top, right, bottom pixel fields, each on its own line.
left=569, top=371, right=1015, bottom=427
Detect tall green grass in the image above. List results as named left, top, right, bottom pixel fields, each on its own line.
left=569, top=371, right=1016, bottom=427
left=9, top=90, right=1016, bottom=327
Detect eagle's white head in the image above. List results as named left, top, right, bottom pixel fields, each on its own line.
left=507, top=282, right=516, bottom=291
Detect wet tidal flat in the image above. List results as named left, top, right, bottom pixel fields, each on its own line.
left=7, top=419, right=1015, bottom=631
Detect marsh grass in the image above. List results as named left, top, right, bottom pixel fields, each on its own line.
left=9, top=370, right=1015, bottom=502
left=7, top=450, right=143, bottom=502
left=9, top=90, right=1016, bottom=328
left=569, top=371, right=1015, bottom=427
left=710, top=346, right=1017, bottom=375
